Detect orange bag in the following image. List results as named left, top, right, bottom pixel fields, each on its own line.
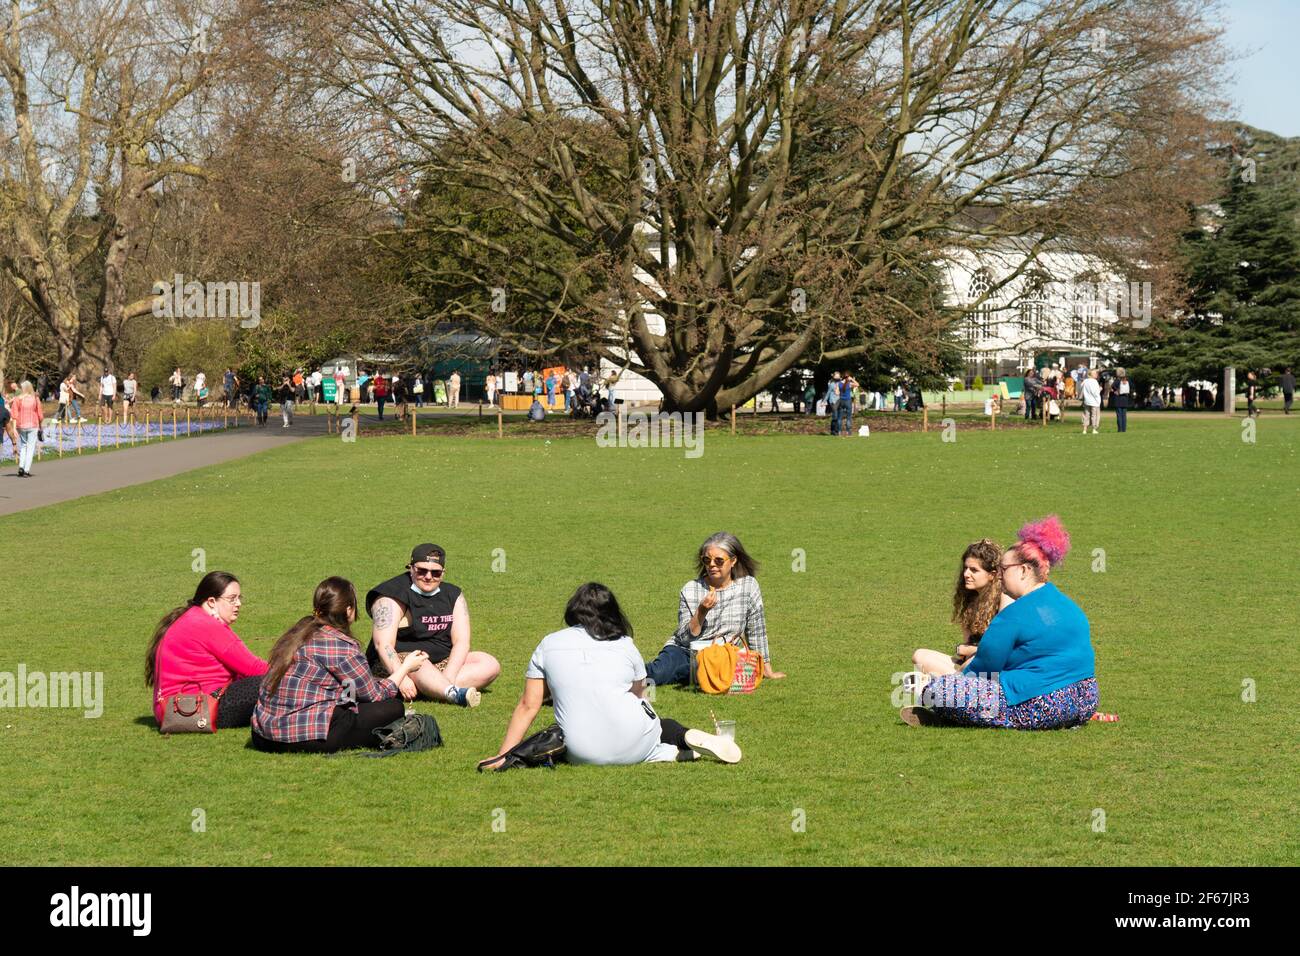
left=695, top=637, right=764, bottom=695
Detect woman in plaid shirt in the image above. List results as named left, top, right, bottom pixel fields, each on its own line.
left=644, top=532, right=786, bottom=686
left=251, top=578, right=428, bottom=753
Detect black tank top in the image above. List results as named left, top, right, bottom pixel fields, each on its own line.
left=365, top=573, right=462, bottom=666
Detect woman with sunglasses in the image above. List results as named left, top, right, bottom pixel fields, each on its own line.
left=901, top=516, right=1098, bottom=730
left=145, top=571, right=268, bottom=729
left=644, top=531, right=785, bottom=686
left=363, top=543, right=500, bottom=707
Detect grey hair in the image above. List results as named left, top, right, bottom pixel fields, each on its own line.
left=696, top=531, right=760, bottom=580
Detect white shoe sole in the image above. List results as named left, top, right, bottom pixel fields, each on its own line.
left=684, top=729, right=742, bottom=764
left=460, top=687, right=482, bottom=708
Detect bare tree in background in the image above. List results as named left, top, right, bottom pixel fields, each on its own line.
left=304, top=0, right=1225, bottom=414
left=0, top=0, right=250, bottom=378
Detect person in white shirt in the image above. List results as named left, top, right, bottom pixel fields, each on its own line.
left=56, top=379, right=73, bottom=423
left=485, top=371, right=496, bottom=407
left=193, top=371, right=207, bottom=407
left=448, top=370, right=461, bottom=409
left=1080, top=369, right=1102, bottom=434
left=99, top=369, right=117, bottom=421
left=480, top=583, right=741, bottom=769
left=170, top=368, right=183, bottom=404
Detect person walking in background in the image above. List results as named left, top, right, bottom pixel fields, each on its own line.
left=170, top=367, right=184, bottom=404
left=448, top=369, right=461, bottom=409
left=123, top=372, right=138, bottom=419
left=99, top=367, right=117, bottom=423
left=839, top=374, right=856, bottom=436
left=254, top=376, right=271, bottom=427
left=522, top=368, right=534, bottom=399
left=486, top=370, right=497, bottom=407
left=1245, top=370, right=1259, bottom=418
left=11, top=381, right=43, bottom=477
left=223, top=368, right=237, bottom=408
left=332, top=367, right=346, bottom=405
left=0, top=380, right=20, bottom=458
left=1080, top=369, right=1101, bottom=434
left=373, top=370, right=389, bottom=420
left=826, top=372, right=842, bottom=435
left=545, top=370, right=557, bottom=407
left=1113, top=368, right=1131, bottom=432
left=414, top=374, right=425, bottom=407
left=1023, top=369, right=1040, bottom=420
left=1281, top=367, right=1295, bottom=415
left=56, top=377, right=72, bottom=424
left=278, top=376, right=295, bottom=428
left=803, top=380, right=816, bottom=415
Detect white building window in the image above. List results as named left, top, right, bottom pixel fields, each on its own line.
left=1019, top=271, right=1050, bottom=335
left=968, top=269, right=996, bottom=341
left=1073, top=278, right=1098, bottom=347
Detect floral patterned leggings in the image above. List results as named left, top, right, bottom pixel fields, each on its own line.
left=921, top=674, right=1098, bottom=730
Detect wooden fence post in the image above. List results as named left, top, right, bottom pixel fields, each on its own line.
left=730, top=405, right=736, bottom=434
left=923, top=407, right=929, bottom=432
left=497, top=407, right=503, bottom=438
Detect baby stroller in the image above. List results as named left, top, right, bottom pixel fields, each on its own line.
left=571, top=385, right=600, bottom=419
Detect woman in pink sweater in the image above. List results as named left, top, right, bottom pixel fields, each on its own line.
left=146, top=571, right=268, bottom=729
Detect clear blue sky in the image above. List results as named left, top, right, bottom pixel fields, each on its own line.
left=1225, top=0, right=1299, bottom=136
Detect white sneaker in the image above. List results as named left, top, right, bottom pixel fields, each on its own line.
left=684, top=728, right=742, bottom=764
left=1091, top=429, right=1098, bottom=434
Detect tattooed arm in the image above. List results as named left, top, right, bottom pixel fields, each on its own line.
left=371, top=596, right=416, bottom=700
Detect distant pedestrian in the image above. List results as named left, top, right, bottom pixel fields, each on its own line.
left=99, top=367, right=117, bottom=422
left=1245, top=370, right=1260, bottom=418
left=223, top=368, right=237, bottom=408
left=332, top=367, right=346, bottom=405
left=523, top=368, right=534, bottom=398
left=56, top=377, right=72, bottom=424
left=1080, top=369, right=1101, bottom=434
left=11, top=380, right=42, bottom=477
left=448, top=370, right=461, bottom=409
left=1113, top=368, right=1131, bottom=432
left=254, top=376, right=271, bottom=426
left=373, top=371, right=390, bottom=420
left=545, top=371, right=557, bottom=406
left=194, top=370, right=208, bottom=408
left=894, top=383, right=905, bottom=412
left=839, top=375, right=856, bottom=436
left=123, top=372, right=138, bottom=417
left=278, top=377, right=295, bottom=428
left=414, top=375, right=425, bottom=407
left=804, top=381, right=816, bottom=415
left=170, top=367, right=183, bottom=404
left=826, top=372, right=843, bottom=435
left=0, top=381, right=18, bottom=456
left=486, top=371, right=497, bottom=407
left=1281, top=367, right=1295, bottom=415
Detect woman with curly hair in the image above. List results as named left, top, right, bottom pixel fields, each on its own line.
left=911, top=539, right=1010, bottom=679
left=902, top=516, right=1098, bottom=730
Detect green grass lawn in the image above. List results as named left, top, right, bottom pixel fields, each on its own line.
left=1, top=412, right=1296, bottom=865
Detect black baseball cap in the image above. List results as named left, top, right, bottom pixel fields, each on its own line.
left=410, top=543, right=446, bottom=566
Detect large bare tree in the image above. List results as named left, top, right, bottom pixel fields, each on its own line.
left=308, top=0, right=1225, bottom=414
left=0, top=0, right=250, bottom=378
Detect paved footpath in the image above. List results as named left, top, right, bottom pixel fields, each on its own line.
left=0, top=417, right=334, bottom=518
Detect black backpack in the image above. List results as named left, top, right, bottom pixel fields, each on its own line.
left=365, top=712, right=442, bottom=757
left=477, top=724, right=566, bottom=772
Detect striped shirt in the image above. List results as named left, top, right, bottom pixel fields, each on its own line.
left=665, top=576, right=771, bottom=663
left=251, top=625, right=396, bottom=743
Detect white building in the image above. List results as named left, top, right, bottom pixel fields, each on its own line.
left=940, top=239, right=1134, bottom=383
left=600, top=224, right=1138, bottom=401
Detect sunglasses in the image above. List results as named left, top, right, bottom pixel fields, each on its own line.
left=411, top=566, right=444, bottom=579
left=705, top=556, right=732, bottom=567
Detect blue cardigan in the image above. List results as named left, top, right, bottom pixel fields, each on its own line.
left=964, top=582, right=1095, bottom=706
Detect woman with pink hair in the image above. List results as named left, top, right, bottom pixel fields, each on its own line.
left=901, top=516, right=1098, bottom=729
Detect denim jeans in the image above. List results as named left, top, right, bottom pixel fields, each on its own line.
left=1116, top=407, right=1127, bottom=432
left=838, top=399, right=853, bottom=434
left=18, top=427, right=38, bottom=472
left=645, top=644, right=691, bottom=686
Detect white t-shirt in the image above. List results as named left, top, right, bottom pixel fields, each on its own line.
left=525, top=627, right=679, bottom=766
left=59, top=382, right=70, bottom=403
left=194, top=373, right=206, bottom=391
left=100, top=375, right=116, bottom=397
left=124, top=378, right=137, bottom=397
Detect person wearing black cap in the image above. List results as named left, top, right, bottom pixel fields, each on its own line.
left=364, top=544, right=500, bottom=706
